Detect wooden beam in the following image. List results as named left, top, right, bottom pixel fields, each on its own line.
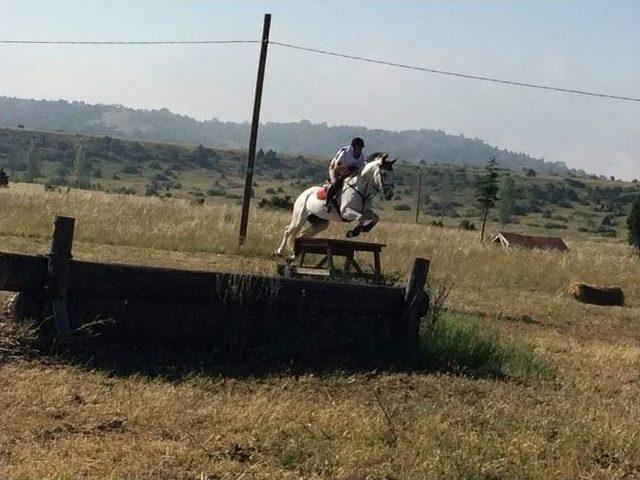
left=46, top=216, right=75, bottom=334
left=400, top=257, right=431, bottom=352
left=238, top=13, right=272, bottom=246
left=0, top=252, right=47, bottom=293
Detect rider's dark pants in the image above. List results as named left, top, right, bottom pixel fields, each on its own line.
left=325, top=176, right=345, bottom=207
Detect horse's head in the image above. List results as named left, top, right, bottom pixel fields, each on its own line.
left=373, top=153, right=396, bottom=200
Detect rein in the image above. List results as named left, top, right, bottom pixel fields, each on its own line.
left=346, top=181, right=372, bottom=203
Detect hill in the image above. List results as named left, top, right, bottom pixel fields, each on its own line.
left=0, top=127, right=638, bottom=241
left=0, top=96, right=574, bottom=174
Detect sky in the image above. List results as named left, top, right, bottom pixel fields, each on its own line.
left=1, top=0, right=639, bottom=179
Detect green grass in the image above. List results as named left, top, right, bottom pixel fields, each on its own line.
left=415, top=313, right=554, bottom=381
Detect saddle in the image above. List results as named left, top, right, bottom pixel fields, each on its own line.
left=316, top=184, right=348, bottom=220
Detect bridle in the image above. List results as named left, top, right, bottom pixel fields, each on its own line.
left=343, top=160, right=394, bottom=205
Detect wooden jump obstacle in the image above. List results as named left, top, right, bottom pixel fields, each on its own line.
left=0, top=216, right=430, bottom=362
left=280, top=238, right=386, bottom=284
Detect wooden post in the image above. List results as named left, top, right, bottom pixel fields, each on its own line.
left=326, top=244, right=334, bottom=274
left=401, top=257, right=430, bottom=352
left=373, top=251, right=382, bottom=284
left=414, top=168, right=422, bottom=224
left=238, top=13, right=271, bottom=246
left=47, top=216, right=75, bottom=335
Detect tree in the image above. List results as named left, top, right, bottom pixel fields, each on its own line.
left=628, top=194, right=640, bottom=254
left=498, top=175, right=516, bottom=230
left=74, top=144, right=92, bottom=188
left=23, top=141, right=42, bottom=182
left=476, top=157, right=500, bottom=242
left=438, top=170, right=455, bottom=223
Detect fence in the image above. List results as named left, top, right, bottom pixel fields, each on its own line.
left=0, top=216, right=429, bottom=364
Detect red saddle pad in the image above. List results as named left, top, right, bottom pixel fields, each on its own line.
left=316, top=187, right=328, bottom=200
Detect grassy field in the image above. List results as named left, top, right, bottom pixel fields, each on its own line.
left=1, top=183, right=639, bottom=479
left=2, top=127, right=638, bottom=243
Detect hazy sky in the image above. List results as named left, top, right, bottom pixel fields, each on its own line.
left=1, top=0, right=639, bottom=179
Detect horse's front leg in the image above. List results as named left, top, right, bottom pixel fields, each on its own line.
left=345, top=210, right=378, bottom=237
left=342, top=207, right=363, bottom=237
left=359, top=210, right=379, bottom=233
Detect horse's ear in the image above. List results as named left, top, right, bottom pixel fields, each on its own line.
left=390, top=158, right=398, bottom=165
left=367, top=152, right=384, bottom=162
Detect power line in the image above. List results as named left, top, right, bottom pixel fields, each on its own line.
left=271, top=41, right=640, bottom=103
left=1, top=37, right=638, bottom=103
left=0, top=39, right=260, bottom=45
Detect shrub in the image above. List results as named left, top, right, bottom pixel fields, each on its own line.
left=265, top=187, right=276, bottom=194
left=596, top=226, right=617, bottom=237
left=145, top=182, right=159, bottom=196
left=112, top=186, right=136, bottom=195
left=206, top=188, right=226, bottom=197
left=414, top=313, right=553, bottom=381
left=149, top=161, right=162, bottom=170
left=543, top=222, right=568, bottom=230
left=393, top=203, right=411, bottom=211
left=225, top=193, right=241, bottom=200
left=122, top=165, right=141, bottom=175
left=257, top=195, right=294, bottom=210
left=459, top=220, right=476, bottom=231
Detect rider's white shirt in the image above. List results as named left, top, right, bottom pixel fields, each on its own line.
left=331, top=146, right=365, bottom=174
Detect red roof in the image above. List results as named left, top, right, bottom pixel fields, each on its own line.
left=492, top=232, right=568, bottom=251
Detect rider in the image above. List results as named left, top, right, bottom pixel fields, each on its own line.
left=325, top=137, right=366, bottom=212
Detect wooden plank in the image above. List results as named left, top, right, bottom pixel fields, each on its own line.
left=295, top=237, right=386, bottom=255
left=65, top=259, right=404, bottom=315
left=0, top=252, right=47, bottom=293
left=0, top=251, right=405, bottom=315
left=289, top=267, right=331, bottom=277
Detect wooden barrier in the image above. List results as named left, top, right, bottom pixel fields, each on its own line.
left=0, top=216, right=430, bottom=362
left=0, top=252, right=405, bottom=316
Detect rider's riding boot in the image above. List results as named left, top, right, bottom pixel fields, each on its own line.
left=325, top=182, right=339, bottom=212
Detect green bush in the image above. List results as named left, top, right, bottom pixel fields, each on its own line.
left=459, top=220, right=476, bottom=231
left=414, top=313, right=554, bottom=381
left=206, top=188, right=226, bottom=196
left=122, top=165, right=141, bottom=175
left=393, top=203, right=411, bottom=211
left=543, top=222, right=567, bottom=229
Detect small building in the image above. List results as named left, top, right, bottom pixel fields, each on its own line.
left=492, top=232, right=568, bottom=252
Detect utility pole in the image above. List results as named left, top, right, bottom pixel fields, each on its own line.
left=238, top=13, right=271, bottom=246
left=414, top=168, right=423, bottom=224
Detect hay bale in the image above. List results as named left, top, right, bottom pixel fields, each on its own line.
left=569, top=283, right=625, bottom=306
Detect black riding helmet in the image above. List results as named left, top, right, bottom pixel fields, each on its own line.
left=351, top=137, right=365, bottom=148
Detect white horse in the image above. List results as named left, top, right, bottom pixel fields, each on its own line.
left=276, top=154, right=396, bottom=257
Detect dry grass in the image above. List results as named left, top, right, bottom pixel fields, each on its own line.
left=2, top=183, right=639, bottom=479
